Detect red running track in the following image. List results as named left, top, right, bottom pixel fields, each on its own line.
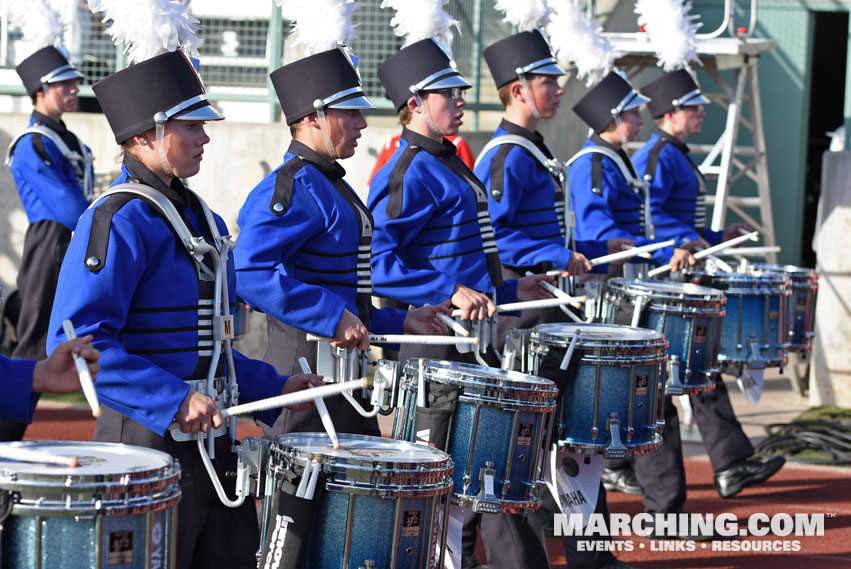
left=22, top=404, right=851, bottom=569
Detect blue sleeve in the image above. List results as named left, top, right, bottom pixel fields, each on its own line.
left=479, top=148, right=574, bottom=269
left=496, top=279, right=519, bottom=306
left=575, top=239, right=608, bottom=261
left=369, top=307, right=407, bottom=336
left=368, top=172, right=459, bottom=307
left=647, top=151, right=701, bottom=245
left=10, top=134, right=90, bottom=230
left=231, top=349, right=287, bottom=427
left=702, top=228, right=724, bottom=246
left=235, top=175, right=347, bottom=338
left=47, top=208, right=194, bottom=436
left=0, top=357, right=38, bottom=423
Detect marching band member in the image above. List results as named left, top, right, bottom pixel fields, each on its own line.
left=626, top=70, right=784, bottom=514
left=46, top=5, right=320, bottom=566
left=0, top=338, right=100, bottom=423
left=2, top=3, right=93, bottom=441
left=368, top=3, right=553, bottom=567
left=235, top=0, right=449, bottom=438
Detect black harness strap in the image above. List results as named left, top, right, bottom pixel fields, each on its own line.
left=30, top=133, right=51, bottom=167
left=591, top=153, right=604, bottom=195
left=386, top=145, right=419, bottom=220
left=269, top=157, right=309, bottom=215
left=84, top=194, right=134, bottom=273
left=642, top=137, right=669, bottom=183
left=488, top=144, right=513, bottom=202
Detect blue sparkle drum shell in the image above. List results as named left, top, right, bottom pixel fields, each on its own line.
left=748, top=264, right=818, bottom=353
left=268, top=433, right=454, bottom=569
left=683, top=271, right=790, bottom=369
left=529, top=323, right=668, bottom=458
left=396, top=360, right=557, bottom=514
left=601, top=279, right=726, bottom=395
left=0, top=441, right=180, bottom=569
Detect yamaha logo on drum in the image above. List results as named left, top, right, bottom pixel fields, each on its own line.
left=517, top=423, right=534, bottom=446
left=695, top=324, right=707, bottom=342
left=402, top=510, right=422, bottom=537
left=635, top=375, right=649, bottom=396
left=108, top=531, right=133, bottom=565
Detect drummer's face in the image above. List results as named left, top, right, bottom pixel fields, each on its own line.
left=526, top=74, right=563, bottom=118
left=325, top=108, right=368, bottom=160
left=163, top=120, right=210, bottom=179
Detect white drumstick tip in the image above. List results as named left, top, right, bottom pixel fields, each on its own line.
left=300, top=357, right=340, bottom=450
left=61, top=319, right=100, bottom=418
left=305, top=455, right=324, bottom=500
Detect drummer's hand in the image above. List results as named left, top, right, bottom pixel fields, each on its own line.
left=332, top=309, right=370, bottom=351
left=681, top=238, right=710, bottom=254
left=606, top=238, right=636, bottom=266
left=175, top=388, right=223, bottom=434
left=518, top=274, right=557, bottom=301
left=722, top=222, right=751, bottom=242
left=668, top=248, right=697, bottom=272
left=562, top=252, right=591, bottom=276
left=281, top=373, right=325, bottom=411
left=404, top=300, right=452, bottom=335
left=451, top=284, right=496, bottom=320
left=33, top=335, right=100, bottom=393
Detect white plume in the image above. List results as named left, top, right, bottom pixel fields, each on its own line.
left=546, top=0, right=616, bottom=87
left=635, top=0, right=702, bottom=72
left=494, top=0, right=551, bottom=33
left=89, top=0, right=202, bottom=65
left=7, top=0, right=66, bottom=54
left=381, top=0, right=460, bottom=47
left=278, top=0, right=362, bottom=56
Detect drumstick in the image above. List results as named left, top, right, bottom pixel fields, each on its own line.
left=219, top=378, right=368, bottom=419
left=436, top=312, right=470, bottom=337
left=295, top=453, right=314, bottom=498
left=305, top=333, right=478, bottom=346
left=0, top=444, right=79, bottom=468
left=61, top=319, right=100, bottom=418
left=525, top=272, right=583, bottom=309
left=304, top=455, right=324, bottom=500
left=450, top=297, right=586, bottom=318
left=299, top=357, right=339, bottom=450
left=647, top=231, right=759, bottom=277
left=560, top=330, right=581, bottom=371
left=588, top=239, right=676, bottom=266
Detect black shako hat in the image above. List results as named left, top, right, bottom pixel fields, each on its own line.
left=641, top=69, right=711, bottom=118
left=483, top=30, right=564, bottom=89
left=378, top=38, right=472, bottom=112
left=16, top=46, right=84, bottom=96
left=270, top=48, right=374, bottom=125
left=93, top=51, right=223, bottom=144
left=572, top=71, right=650, bottom=133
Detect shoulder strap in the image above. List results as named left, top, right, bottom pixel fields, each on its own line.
left=642, top=137, right=670, bottom=184
left=269, top=157, right=310, bottom=216
left=474, top=134, right=566, bottom=183
left=83, top=184, right=217, bottom=273
left=5, top=125, right=94, bottom=199
left=386, top=144, right=420, bottom=220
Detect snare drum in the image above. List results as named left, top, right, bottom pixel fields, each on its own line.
left=396, top=360, right=557, bottom=514
left=684, top=270, right=790, bottom=370
left=267, top=433, right=453, bottom=569
left=529, top=323, right=667, bottom=458
left=601, top=279, right=726, bottom=395
left=0, top=441, right=180, bottom=569
left=749, top=264, right=818, bottom=353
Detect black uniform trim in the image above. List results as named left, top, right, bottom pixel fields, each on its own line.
left=421, top=218, right=478, bottom=233
left=642, top=136, right=669, bottom=183
left=386, top=145, right=420, bottom=219
left=488, top=144, right=512, bottom=201
left=270, top=157, right=309, bottom=215
left=30, top=133, right=51, bottom=166
left=591, top=153, right=604, bottom=195
left=85, top=194, right=135, bottom=273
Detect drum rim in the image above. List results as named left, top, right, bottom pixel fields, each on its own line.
left=608, top=277, right=726, bottom=300
left=530, top=322, right=668, bottom=350
left=749, top=263, right=818, bottom=280
left=685, top=269, right=790, bottom=289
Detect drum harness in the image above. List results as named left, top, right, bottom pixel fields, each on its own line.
left=86, top=183, right=255, bottom=508
left=5, top=125, right=95, bottom=200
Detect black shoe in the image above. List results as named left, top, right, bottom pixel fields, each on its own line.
left=461, top=554, right=487, bottom=569
left=602, top=465, right=643, bottom=495
left=714, top=455, right=785, bottom=499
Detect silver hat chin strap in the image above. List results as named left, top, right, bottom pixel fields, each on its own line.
left=314, top=105, right=338, bottom=161
left=517, top=74, right=541, bottom=120
left=154, top=112, right=174, bottom=179
left=413, top=91, right=444, bottom=139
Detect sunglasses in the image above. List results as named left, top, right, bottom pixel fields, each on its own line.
left=427, top=87, right=467, bottom=100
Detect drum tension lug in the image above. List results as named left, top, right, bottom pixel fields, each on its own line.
left=603, top=414, right=628, bottom=460
left=473, top=462, right=501, bottom=515
left=665, top=356, right=685, bottom=397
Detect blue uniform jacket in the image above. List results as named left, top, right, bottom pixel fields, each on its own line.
left=0, top=357, right=38, bottom=423
left=475, top=120, right=607, bottom=269
left=632, top=130, right=723, bottom=246
left=47, top=160, right=287, bottom=435
left=8, top=112, right=92, bottom=230
left=368, top=128, right=518, bottom=307
left=569, top=136, right=673, bottom=266
left=235, top=141, right=405, bottom=338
